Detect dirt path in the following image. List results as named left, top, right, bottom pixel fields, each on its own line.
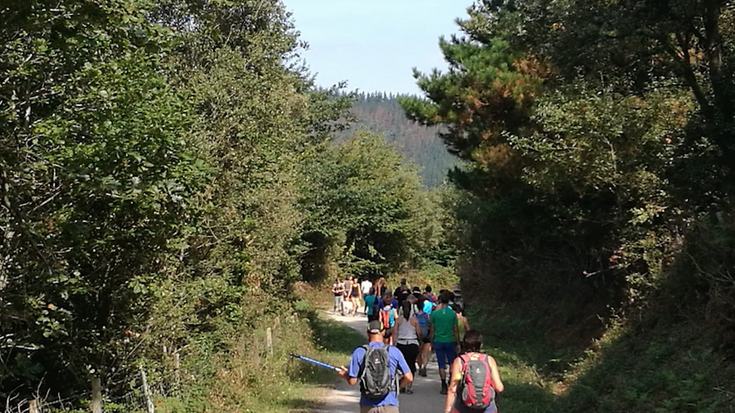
left=314, top=310, right=447, bottom=413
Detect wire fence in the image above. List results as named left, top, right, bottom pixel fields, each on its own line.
left=4, top=321, right=285, bottom=413
left=3, top=367, right=162, bottom=413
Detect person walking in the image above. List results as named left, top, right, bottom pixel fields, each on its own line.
left=444, top=330, right=504, bottom=413
left=337, top=320, right=414, bottom=413
left=375, top=277, right=388, bottom=298
left=349, top=277, right=362, bottom=316
left=379, top=292, right=398, bottom=345
left=413, top=297, right=431, bottom=377
left=343, top=276, right=353, bottom=314
left=451, top=304, right=471, bottom=347
left=365, top=288, right=379, bottom=322
left=378, top=291, right=399, bottom=310
left=394, top=278, right=411, bottom=307
left=395, top=301, right=421, bottom=394
left=362, top=278, right=373, bottom=315
left=361, top=278, right=373, bottom=298
left=332, top=277, right=345, bottom=315
left=430, top=292, right=459, bottom=395
left=424, top=285, right=437, bottom=304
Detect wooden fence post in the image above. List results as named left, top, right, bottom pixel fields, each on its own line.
left=174, top=351, right=180, bottom=383
left=140, top=366, right=155, bottom=413
left=90, top=376, right=102, bottom=413
left=266, top=328, right=273, bottom=355
left=29, top=399, right=40, bottom=413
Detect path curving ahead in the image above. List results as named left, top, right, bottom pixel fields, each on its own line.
left=314, top=311, right=447, bottom=413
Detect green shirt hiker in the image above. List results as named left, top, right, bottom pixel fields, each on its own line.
left=429, top=306, right=457, bottom=343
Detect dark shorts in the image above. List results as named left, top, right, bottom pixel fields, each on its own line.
left=434, top=341, right=457, bottom=370
left=422, top=337, right=431, bottom=344
left=351, top=291, right=359, bottom=298
left=384, top=327, right=393, bottom=338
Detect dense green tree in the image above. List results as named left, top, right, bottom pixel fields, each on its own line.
left=299, top=132, right=437, bottom=281
left=0, top=0, right=353, bottom=407
left=398, top=0, right=712, bottom=335
left=0, top=0, right=207, bottom=395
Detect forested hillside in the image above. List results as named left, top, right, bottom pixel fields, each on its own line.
left=401, top=1, right=735, bottom=412
left=340, top=93, right=457, bottom=187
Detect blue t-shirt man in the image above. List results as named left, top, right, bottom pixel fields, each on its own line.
left=377, top=297, right=399, bottom=310
left=347, top=341, right=410, bottom=408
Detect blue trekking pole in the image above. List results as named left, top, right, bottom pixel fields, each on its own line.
left=288, top=352, right=342, bottom=372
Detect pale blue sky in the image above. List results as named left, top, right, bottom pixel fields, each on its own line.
left=284, top=0, right=471, bottom=95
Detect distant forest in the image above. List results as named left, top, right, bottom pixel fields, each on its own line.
left=339, top=93, right=457, bottom=187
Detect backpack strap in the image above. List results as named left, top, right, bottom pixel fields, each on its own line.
left=357, top=344, right=371, bottom=379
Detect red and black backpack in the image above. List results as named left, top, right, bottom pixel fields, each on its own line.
left=459, top=353, right=495, bottom=409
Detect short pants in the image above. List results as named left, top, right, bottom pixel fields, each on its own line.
left=360, top=406, right=399, bottom=413
left=434, top=341, right=457, bottom=370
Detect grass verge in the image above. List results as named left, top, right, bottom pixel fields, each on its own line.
left=469, top=306, right=735, bottom=413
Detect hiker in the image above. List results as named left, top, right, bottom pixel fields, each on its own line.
left=379, top=292, right=398, bottom=345
left=337, top=320, right=414, bottom=413
left=375, top=277, right=388, bottom=298
left=365, top=287, right=379, bottom=322
left=349, top=277, right=362, bottom=316
left=362, top=278, right=373, bottom=314
left=451, top=304, right=471, bottom=346
left=395, top=301, right=421, bottom=394
left=361, top=278, right=373, bottom=298
left=413, top=297, right=431, bottom=377
left=343, top=276, right=356, bottom=315
left=430, top=291, right=459, bottom=394
left=443, top=330, right=504, bottom=413
left=378, top=291, right=399, bottom=310
left=394, top=278, right=411, bottom=307
left=422, top=288, right=436, bottom=316
left=332, top=277, right=345, bottom=315
left=424, top=285, right=437, bottom=305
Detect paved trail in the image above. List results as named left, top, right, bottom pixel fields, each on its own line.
left=314, top=310, right=446, bottom=413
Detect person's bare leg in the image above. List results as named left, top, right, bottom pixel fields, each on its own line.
left=421, top=343, right=430, bottom=369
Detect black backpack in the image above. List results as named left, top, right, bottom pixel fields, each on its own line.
left=358, top=344, right=394, bottom=399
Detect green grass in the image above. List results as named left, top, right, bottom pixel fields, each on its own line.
left=469, top=307, right=735, bottom=413
left=260, top=312, right=365, bottom=412
left=143, top=309, right=366, bottom=413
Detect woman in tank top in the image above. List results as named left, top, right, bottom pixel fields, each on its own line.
left=395, top=300, right=421, bottom=394
left=444, top=330, right=504, bottom=413
left=414, top=297, right=432, bottom=377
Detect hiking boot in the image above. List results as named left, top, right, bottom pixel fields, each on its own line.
left=440, top=381, right=448, bottom=395
left=419, top=367, right=427, bottom=377
left=404, top=386, right=414, bottom=395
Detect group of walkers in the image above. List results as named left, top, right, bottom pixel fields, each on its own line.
left=332, top=278, right=505, bottom=413
left=332, top=276, right=374, bottom=316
